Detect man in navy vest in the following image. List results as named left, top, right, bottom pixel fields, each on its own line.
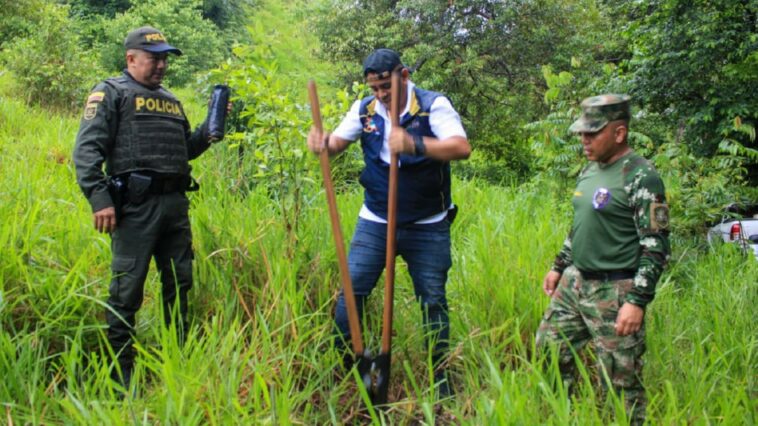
left=307, top=48, right=471, bottom=397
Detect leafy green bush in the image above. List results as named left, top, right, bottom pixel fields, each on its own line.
left=615, top=0, right=758, bottom=159
left=656, top=123, right=758, bottom=235
left=66, top=0, right=131, bottom=18
left=202, top=0, right=256, bottom=30
left=525, top=63, right=614, bottom=190
left=0, top=0, right=47, bottom=49
left=202, top=38, right=362, bottom=252
left=98, top=0, right=225, bottom=87
left=0, top=2, right=104, bottom=111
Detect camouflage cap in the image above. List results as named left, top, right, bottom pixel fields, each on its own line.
left=569, top=94, right=631, bottom=133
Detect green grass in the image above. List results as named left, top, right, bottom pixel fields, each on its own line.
left=1, top=67, right=756, bottom=424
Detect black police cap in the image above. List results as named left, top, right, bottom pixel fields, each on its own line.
left=124, top=26, right=182, bottom=56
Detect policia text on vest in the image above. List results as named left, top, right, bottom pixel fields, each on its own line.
left=135, top=96, right=183, bottom=117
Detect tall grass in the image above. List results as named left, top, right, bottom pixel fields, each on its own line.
left=1, top=69, right=756, bottom=424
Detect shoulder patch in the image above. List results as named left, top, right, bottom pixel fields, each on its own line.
left=87, top=91, right=105, bottom=104
left=650, top=202, right=670, bottom=231
left=83, top=103, right=98, bottom=120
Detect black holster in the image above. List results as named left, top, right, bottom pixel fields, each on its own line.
left=107, top=176, right=126, bottom=219
left=113, top=173, right=198, bottom=210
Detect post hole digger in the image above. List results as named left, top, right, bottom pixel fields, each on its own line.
left=307, top=81, right=373, bottom=393
left=370, top=70, right=401, bottom=405
left=307, top=74, right=402, bottom=406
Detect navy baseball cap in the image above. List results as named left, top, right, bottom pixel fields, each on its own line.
left=124, top=26, right=182, bottom=56
left=363, top=48, right=403, bottom=79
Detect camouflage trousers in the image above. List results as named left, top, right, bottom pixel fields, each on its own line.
left=536, top=266, right=646, bottom=424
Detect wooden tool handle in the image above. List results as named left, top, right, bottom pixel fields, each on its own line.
left=308, top=80, right=364, bottom=354
left=381, top=72, right=401, bottom=353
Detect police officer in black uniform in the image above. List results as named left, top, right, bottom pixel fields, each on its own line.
left=73, top=26, right=224, bottom=389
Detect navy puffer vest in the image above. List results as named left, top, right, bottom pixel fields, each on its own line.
left=358, top=87, right=452, bottom=224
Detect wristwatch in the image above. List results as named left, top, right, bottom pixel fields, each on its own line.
left=413, top=133, right=426, bottom=157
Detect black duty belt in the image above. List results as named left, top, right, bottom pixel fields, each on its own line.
left=578, top=269, right=636, bottom=281
left=148, top=175, right=191, bottom=194
left=115, top=173, right=193, bottom=194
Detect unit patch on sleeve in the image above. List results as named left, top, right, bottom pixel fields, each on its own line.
left=650, top=202, right=670, bottom=231
left=83, top=91, right=105, bottom=120
left=83, top=104, right=98, bottom=120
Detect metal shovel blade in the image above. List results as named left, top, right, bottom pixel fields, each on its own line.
left=370, top=352, right=392, bottom=405
left=356, top=350, right=373, bottom=392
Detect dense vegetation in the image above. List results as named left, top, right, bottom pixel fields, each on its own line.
left=312, top=0, right=758, bottom=230
left=1, top=0, right=756, bottom=424
left=0, top=0, right=254, bottom=108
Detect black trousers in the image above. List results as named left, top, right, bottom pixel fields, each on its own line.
left=107, top=192, right=193, bottom=367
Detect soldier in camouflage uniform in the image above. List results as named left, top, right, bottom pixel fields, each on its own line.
left=73, top=26, right=226, bottom=391
left=536, top=94, right=671, bottom=424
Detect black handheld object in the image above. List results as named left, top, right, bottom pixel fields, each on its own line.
left=208, top=84, right=230, bottom=141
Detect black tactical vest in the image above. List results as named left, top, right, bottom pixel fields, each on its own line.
left=105, top=76, right=190, bottom=176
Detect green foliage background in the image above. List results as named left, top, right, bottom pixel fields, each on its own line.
left=95, top=0, right=227, bottom=87
left=1, top=73, right=755, bottom=422
left=0, top=1, right=104, bottom=110
left=0, top=0, right=757, bottom=423
left=312, top=0, right=606, bottom=181
left=615, top=0, right=758, bottom=156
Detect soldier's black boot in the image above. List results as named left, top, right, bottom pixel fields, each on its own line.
left=434, top=368, right=453, bottom=399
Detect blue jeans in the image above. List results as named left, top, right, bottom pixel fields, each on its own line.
left=334, top=217, right=452, bottom=365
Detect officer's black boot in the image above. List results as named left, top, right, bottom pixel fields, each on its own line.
left=111, top=359, right=134, bottom=399
left=106, top=307, right=137, bottom=398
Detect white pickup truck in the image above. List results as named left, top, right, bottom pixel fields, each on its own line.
left=707, top=203, right=758, bottom=260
